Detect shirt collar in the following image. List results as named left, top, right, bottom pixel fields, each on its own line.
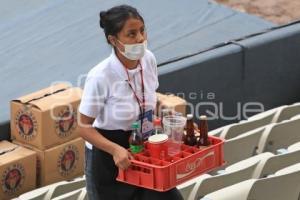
left=110, top=49, right=142, bottom=81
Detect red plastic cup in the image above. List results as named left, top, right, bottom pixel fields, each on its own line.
left=148, top=134, right=169, bottom=160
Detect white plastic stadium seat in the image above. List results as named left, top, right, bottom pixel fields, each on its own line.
left=223, top=127, right=264, bottom=166
left=288, top=141, right=300, bottom=151
left=18, top=176, right=85, bottom=200
left=253, top=147, right=300, bottom=178
left=248, top=163, right=300, bottom=200
left=186, top=153, right=273, bottom=200
left=258, top=117, right=300, bottom=153
left=290, top=113, right=300, bottom=120
left=177, top=176, right=200, bottom=200
left=202, top=163, right=300, bottom=200
left=272, top=103, right=300, bottom=123
left=219, top=110, right=276, bottom=140
left=247, top=106, right=285, bottom=121
left=51, top=188, right=87, bottom=200
left=208, top=124, right=231, bottom=137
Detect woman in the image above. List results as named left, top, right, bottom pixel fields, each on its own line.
left=78, top=4, right=183, bottom=200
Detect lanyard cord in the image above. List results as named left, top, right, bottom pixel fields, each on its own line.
left=124, top=61, right=145, bottom=132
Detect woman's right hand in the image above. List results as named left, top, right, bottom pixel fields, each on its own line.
left=112, top=145, right=133, bottom=170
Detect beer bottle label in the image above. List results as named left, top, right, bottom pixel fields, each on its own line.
left=130, top=144, right=143, bottom=153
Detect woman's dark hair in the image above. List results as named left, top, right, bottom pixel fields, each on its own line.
left=99, top=5, right=144, bottom=44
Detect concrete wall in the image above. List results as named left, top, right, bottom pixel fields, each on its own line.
left=158, top=21, right=300, bottom=129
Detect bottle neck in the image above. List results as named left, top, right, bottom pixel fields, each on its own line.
left=199, top=121, right=208, bottom=138
left=131, top=128, right=138, bottom=135
left=186, top=119, right=194, bottom=136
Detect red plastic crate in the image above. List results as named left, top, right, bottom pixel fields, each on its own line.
left=117, top=136, right=224, bottom=191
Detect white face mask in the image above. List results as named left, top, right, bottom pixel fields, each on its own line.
left=116, top=40, right=147, bottom=61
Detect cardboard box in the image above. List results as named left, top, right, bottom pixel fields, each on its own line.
left=14, top=137, right=84, bottom=187
left=156, top=93, right=187, bottom=116
left=0, top=141, right=36, bottom=200
left=11, top=83, right=82, bottom=150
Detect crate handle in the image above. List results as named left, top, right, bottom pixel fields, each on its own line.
left=130, top=160, right=154, bottom=174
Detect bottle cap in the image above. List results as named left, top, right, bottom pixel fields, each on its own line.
left=148, top=134, right=168, bottom=144
left=131, top=122, right=139, bottom=129
left=154, top=118, right=161, bottom=126
left=187, top=114, right=193, bottom=119
left=200, top=115, right=207, bottom=120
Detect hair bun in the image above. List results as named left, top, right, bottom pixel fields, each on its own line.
left=99, top=11, right=107, bottom=29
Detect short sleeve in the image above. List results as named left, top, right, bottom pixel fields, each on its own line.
left=150, top=51, right=159, bottom=90
left=79, top=75, right=108, bottom=118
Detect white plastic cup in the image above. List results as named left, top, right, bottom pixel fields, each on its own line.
left=162, top=115, right=187, bottom=155
left=148, top=134, right=169, bottom=160
left=163, top=115, right=186, bottom=140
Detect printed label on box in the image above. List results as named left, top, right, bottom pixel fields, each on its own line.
left=57, top=145, right=80, bottom=176
left=1, top=164, right=25, bottom=195
left=55, top=107, right=77, bottom=138
left=15, top=109, right=38, bottom=141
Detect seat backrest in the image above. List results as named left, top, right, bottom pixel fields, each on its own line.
left=177, top=175, right=202, bottom=200
left=220, top=109, right=276, bottom=140
left=202, top=179, right=255, bottom=200
left=52, top=189, right=83, bottom=200
left=188, top=153, right=273, bottom=200
left=47, top=178, right=86, bottom=199
left=18, top=177, right=86, bottom=200
left=78, top=188, right=87, bottom=200
left=19, top=188, right=48, bottom=200
left=18, top=181, right=60, bottom=200
left=255, top=149, right=300, bottom=178
left=208, top=124, right=229, bottom=137
left=248, top=163, right=300, bottom=200
left=247, top=106, right=284, bottom=121
left=203, top=163, right=300, bottom=200
left=275, top=104, right=300, bottom=123
left=288, top=141, right=300, bottom=151
left=258, top=118, right=300, bottom=153
left=290, top=114, right=300, bottom=120
left=223, top=127, right=264, bottom=166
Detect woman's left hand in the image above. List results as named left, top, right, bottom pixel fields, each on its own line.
left=112, top=145, right=133, bottom=170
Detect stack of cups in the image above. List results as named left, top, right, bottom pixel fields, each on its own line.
left=162, top=114, right=187, bottom=155
left=148, top=134, right=169, bottom=160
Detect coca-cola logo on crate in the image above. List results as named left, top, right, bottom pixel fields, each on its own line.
left=176, top=151, right=215, bottom=180
left=55, top=107, right=77, bottom=138
left=57, top=145, right=79, bottom=176
left=1, top=164, right=25, bottom=194
left=15, top=109, right=38, bottom=140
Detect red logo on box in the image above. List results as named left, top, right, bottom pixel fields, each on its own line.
left=55, top=108, right=77, bottom=138
left=15, top=110, right=38, bottom=141
left=57, top=145, right=79, bottom=176
left=1, top=164, right=25, bottom=194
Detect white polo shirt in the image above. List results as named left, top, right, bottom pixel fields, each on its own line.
left=79, top=49, right=159, bottom=149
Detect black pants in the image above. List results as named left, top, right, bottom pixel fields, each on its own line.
left=85, top=128, right=183, bottom=200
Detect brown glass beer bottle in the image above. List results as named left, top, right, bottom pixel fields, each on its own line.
left=183, top=114, right=197, bottom=146
left=197, top=115, right=211, bottom=147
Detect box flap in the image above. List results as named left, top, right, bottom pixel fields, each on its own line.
left=0, top=141, right=36, bottom=164
left=27, top=87, right=82, bottom=111
left=12, top=140, right=40, bottom=151
left=12, top=83, right=77, bottom=111
left=157, top=93, right=186, bottom=104
left=13, top=83, right=71, bottom=104
left=0, top=140, right=18, bottom=155
left=156, top=92, right=167, bottom=101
